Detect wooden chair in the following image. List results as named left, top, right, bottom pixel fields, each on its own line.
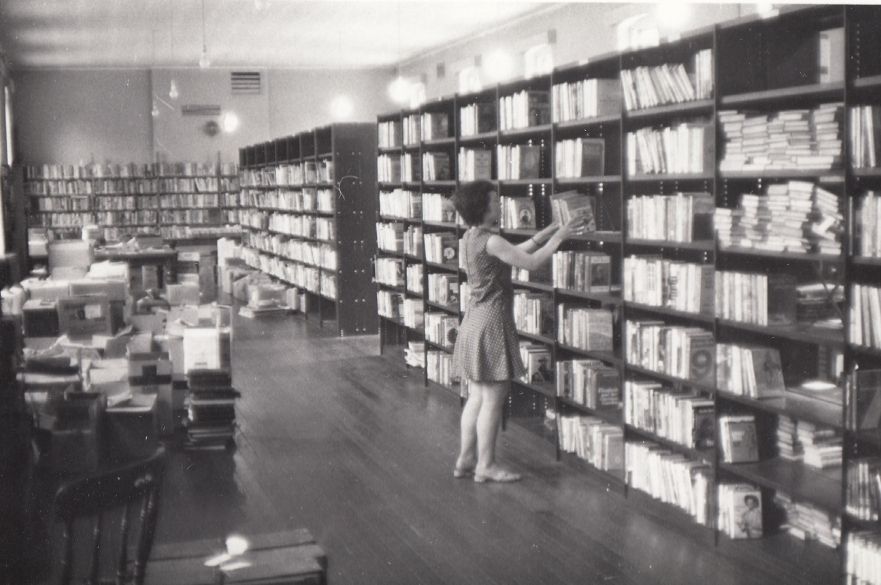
left=53, top=446, right=167, bottom=585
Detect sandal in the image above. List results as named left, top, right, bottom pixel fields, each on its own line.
left=473, top=469, right=522, bottom=483
left=453, top=466, right=475, bottom=479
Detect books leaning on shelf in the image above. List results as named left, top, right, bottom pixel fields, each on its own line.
left=620, top=48, right=713, bottom=111
left=557, top=306, right=614, bottom=351
left=776, top=493, right=840, bottom=549
left=378, top=154, right=402, bottom=183
left=626, top=192, right=714, bottom=243
left=427, top=273, right=459, bottom=307
left=625, top=441, right=712, bottom=526
left=513, top=292, right=554, bottom=337
left=519, top=342, right=554, bottom=385
left=551, top=78, right=621, bottom=123
left=552, top=250, right=611, bottom=293
left=554, top=138, right=605, bottom=178
left=550, top=190, right=597, bottom=231
left=375, top=257, right=404, bottom=287
left=715, top=344, right=785, bottom=399
left=406, top=264, right=424, bottom=295
left=403, top=114, right=421, bottom=146
left=718, top=415, right=759, bottom=463
left=623, top=255, right=713, bottom=315
left=424, top=232, right=458, bottom=264
left=500, top=196, right=536, bottom=230
left=856, top=191, right=881, bottom=258
left=457, top=148, right=493, bottom=181
left=496, top=144, right=543, bottom=180
left=718, top=104, right=843, bottom=172
left=625, top=320, right=715, bottom=386
left=404, top=225, right=423, bottom=257
left=422, top=152, right=452, bottom=181
left=556, top=359, right=620, bottom=409
left=378, top=120, right=402, bottom=149
left=499, top=90, right=550, bottom=131
left=427, top=350, right=456, bottom=387
left=624, top=381, right=715, bottom=449
left=851, top=283, right=881, bottom=349
left=626, top=121, right=713, bottom=176
left=717, top=483, right=763, bottom=539
left=846, top=457, right=881, bottom=522
left=559, top=414, right=624, bottom=473
left=379, top=189, right=421, bottom=219
left=421, top=112, right=450, bottom=141
left=459, top=102, right=496, bottom=136
left=403, top=298, right=424, bottom=328
left=376, top=222, right=404, bottom=253
left=422, top=192, right=456, bottom=223
left=714, top=271, right=797, bottom=325
left=425, top=312, right=458, bottom=350
left=850, top=105, right=881, bottom=169
left=846, top=368, right=881, bottom=431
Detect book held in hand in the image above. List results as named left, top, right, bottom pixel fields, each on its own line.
left=550, top=190, right=596, bottom=232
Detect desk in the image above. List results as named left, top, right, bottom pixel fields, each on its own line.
left=94, top=248, right=177, bottom=293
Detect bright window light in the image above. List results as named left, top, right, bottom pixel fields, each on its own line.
left=225, top=535, right=250, bottom=556
left=485, top=50, right=514, bottom=83
left=388, top=76, right=411, bottom=105
left=221, top=111, right=240, bottom=133
left=524, top=43, right=554, bottom=79
left=408, top=82, right=426, bottom=109
left=655, top=1, right=692, bottom=32
left=330, top=95, right=354, bottom=120
left=458, top=66, right=482, bottom=95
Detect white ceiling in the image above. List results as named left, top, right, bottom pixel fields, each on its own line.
left=0, top=0, right=550, bottom=69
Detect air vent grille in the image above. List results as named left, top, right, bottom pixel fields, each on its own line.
left=181, top=104, right=222, bottom=117
left=231, top=71, right=262, bottom=94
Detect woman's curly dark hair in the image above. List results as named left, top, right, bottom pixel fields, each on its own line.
left=451, top=180, right=494, bottom=226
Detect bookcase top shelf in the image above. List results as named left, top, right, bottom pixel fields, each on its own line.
left=624, top=99, right=715, bottom=121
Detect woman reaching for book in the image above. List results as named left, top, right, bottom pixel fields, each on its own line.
left=451, top=180, right=586, bottom=483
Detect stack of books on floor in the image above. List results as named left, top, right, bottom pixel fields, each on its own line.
left=186, top=369, right=239, bottom=450
left=774, top=492, right=841, bottom=549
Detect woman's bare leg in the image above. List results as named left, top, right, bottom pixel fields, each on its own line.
left=474, top=381, right=519, bottom=480
left=455, top=381, right=482, bottom=472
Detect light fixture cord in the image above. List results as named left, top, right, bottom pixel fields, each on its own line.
left=201, top=0, right=207, bottom=53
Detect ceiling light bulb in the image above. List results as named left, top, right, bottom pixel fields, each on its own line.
left=151, top=101, right=160, bottom=118
left=485, top=50, right=514, bottom=83
left=388, top=76, right=410, bottom=105
left=169, top=80, right=179, bottom=100
left=225, top=535, right=250, bottom=556
left=199, top=49, right=211, bottom=69
left=330, top=95, right=354, bottom=120
left=221, top=112, right=240, bottom=133
left=755, top=2, right=776, bottom=17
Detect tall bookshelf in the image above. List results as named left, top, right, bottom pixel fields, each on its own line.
left=374, top=5, right=881, bottom=582
left=238, top=123, right=377, bottom=337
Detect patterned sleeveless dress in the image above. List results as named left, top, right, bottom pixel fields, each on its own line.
left=453, top=226, right=526, bottom=382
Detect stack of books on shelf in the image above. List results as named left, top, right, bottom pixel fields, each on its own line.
left=422, top=152, right=452, bottom=181
left=376, top=222, right=404, bottom=253
left=404, top=225, right=423, bottom=256
left=715, top=344, right=786, bottom=399
left=559, top=414, right=624, bottom=473
left=625, top=320, right=715, bottom=385
left=624, top=381, right=715, bottom=449
left=425, top=312, right=458, bottom=350
left=427, top=350, right=455, bottom=387
left=518, top=342, right=554, bottom=385
left=798, top=420, right=842, bottom=470
left=555, top=138, right=605, bottom=178
left=627, top=192, right=713, bottom=243
left=496, top=144, right=543, bottom=180
left=625, top=441, right=712, bottom=525
left=847, top=457, right=881, bottom=522
left=377, top=290, right=404, bottom=321
left=719, top=414, right=759, bottom=463
left=558, top=306, right=614, bottom=351
left=620, top=49, right=713, bottom=111
left=424, top=232, right=458, bottom=264
left=421, top=112, right=450, bottom=141
left=717, top=483, right=764, bottom=539
left=623, top=256, right=713, bottom=315
left=457, top=148, right=493, bottom=181
left=185, top=370, right=239, bottom=450
left=718, top=104, right=843, bottom=172
left=423, top=193, right=456, bottom=223
left=777, top=414, right=801, bottom=461
left=849, top=104, right=881, bottom=168
left=316, top=217, right=335, bottom=241
left=552, top=251, right=612, bottom=293
left=556, top=359, right=620, bottom=409
left=379, top=189, right=422, bottom=219
left=500, top=197, right=536, bottom=230
left=851, top=283, right=881, bottom=349
left=403, top=114, right=421, bottom=145
left=375, top=258, right=404, bottom=287
left=377, top=154, right=402, bottom=183
left=402, top=298, right=424, bottom=328
left=406, top=264, right=423, bottom=295
left=405, top=341, right=425, bottom=369
left=513, top=292, right=553, bottom=336
left=551, top=78, right=621, bottom=122
left=378, top=120, right=401, bottom=149
left=856, top=191, right=881, bottom=257
left=775, top=493, right=841, bottom=549
left=427, top=273, right=459, bottom=307
left=459, top=103, right=496, bottom=136
left=499, top=90, right=551, bottom=131
left=626, top=121, right=713, bottom=175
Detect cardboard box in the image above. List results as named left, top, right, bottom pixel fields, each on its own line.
left=167, top=282, right=200, bottom=306
left=57, top=295, right=112, bottom=337
left=48, top=241, right=92, bottom=278
left=249, top=283, right=286, bottom=308
left=23, top=299, right=60, bottom=337
left=183, top=327, right=231, bottom=373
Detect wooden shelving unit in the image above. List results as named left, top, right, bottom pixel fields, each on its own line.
left=238, top=123, right=377, bottom=336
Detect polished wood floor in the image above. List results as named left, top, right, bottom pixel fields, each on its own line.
left=31, top=312, right=841, bottom=584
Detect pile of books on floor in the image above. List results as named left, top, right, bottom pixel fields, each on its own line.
left=774, top=492, right=841, bottom=549
left=186, top=369, right=239, bottom=450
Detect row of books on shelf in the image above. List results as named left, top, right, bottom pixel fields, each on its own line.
left=427, top=350, right=457, bottom=389
left=31, top=198, right=92, bottom=212
left=458, top=148, right=492, bottom=182
left=626, top=121, right=713, bottom=176
left=849, top=105, right=881, bottom=169
left=499, top=90, right=551, bottom=132
left=624, top=380, right=714, bottom=450
left=424, top=232, right=459, bottom=264
left=625, top=320, right=715, bottom=386
left=551, top=250, right=611, bottom=293
left=422, top=152, right=453, bottom=181
left=623, top=255, right=713, bottom=315
left=556, top=359, right=620, bottom=410
left=244, top=187, right=335, bottom=213
left=554, top=138, right=605, bottom=179
left=379, top=189, right=422, bottom=219
left=460, top=102, right=496, bottom=137
left=718, top=104, right=842, bottom=172
left=26, top=176, right=239, bottom=195
left=856, top=191, right=881, bottom=258
left=158, top=210, right=225, bottom=225
left=551, top=78, right=621, bottom=123
left=401, top=153, right=420, bottom=182
left=247, top=235, right=337, bottom=269
left=403, top=114, right=420, bottom=146
left=496, top=144, right=544, bottom=180
left=242, top=161, right=333, bottom=187
left=408, top=265, right=423, bottom=295
left=715, top=272, right=843, bottom=327
left=242, top=249, right=323, bottom=294
left=626, top=192, right=713, bottom=243
left=24, top=161, right=237, bottom=180
left=620, top=49, right=713, bottom=112
left=514, top=292, right=554, bottom=337
left=427, top=273, right=459, bottom=307
left=423, top=192, right=457, bottom=223
left=851, top=283, right=881, bottom=350
left=559, top=413, right=623, bottom=473
left=425, top=312, right=458, bottom=349
left=558, top=306, right=614, bottom=351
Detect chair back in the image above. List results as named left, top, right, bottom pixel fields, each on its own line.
left=54, top=446, right=166, bottom=585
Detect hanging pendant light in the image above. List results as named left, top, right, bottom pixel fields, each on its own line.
left=169, top=0, right=179, bottom=99
left=169, top=79, right=179, bottom=100
left=199, top=0, right=211, bottom=69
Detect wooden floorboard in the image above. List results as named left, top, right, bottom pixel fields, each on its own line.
left=28, top=312, right=840, bottom=584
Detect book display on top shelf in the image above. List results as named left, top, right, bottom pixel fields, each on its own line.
left=620, top=48, right=713, bottom=112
